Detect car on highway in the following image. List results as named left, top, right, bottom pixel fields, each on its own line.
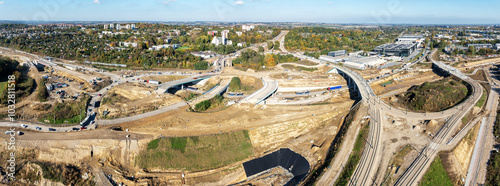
left=90, top=121, right=95, bottom=125
left=5, top=131, right=14, bottom=135
left=48, top=128, right=56, bottom=131
left=21, top=124, right=28, bottom=128
left=80, top=126, right=87, bottom=130
left=35, top=127, right=42, bottom=130
left=72, top=127, right=80, bottom=131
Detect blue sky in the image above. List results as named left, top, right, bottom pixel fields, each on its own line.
left=0, top=0, right=499, bottom=24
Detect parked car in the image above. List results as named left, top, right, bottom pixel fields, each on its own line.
left=5, top=131, right=14, bottom=135
left=35, top=127, right=42, bottom=130
left=80, top=126, right=87, bottom=130
left=72, top=127, right=80, bottom=131
left=21, top=124, right=28, bottom=128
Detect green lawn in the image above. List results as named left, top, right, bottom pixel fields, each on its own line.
left=0, top=81, right=6, bottom=95
left=475, top=88, right=487, bottom=108
left=419, top=156, right=453, bottom=186
left=136, top=130, right=253, bottom=171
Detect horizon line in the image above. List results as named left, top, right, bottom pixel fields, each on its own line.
left=0, top=20, right=499, bottom=26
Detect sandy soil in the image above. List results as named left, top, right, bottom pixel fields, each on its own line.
left=100, top=83, right=182, bottom=119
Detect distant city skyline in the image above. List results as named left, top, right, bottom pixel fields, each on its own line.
left=0, top=0, right=499, bottom=24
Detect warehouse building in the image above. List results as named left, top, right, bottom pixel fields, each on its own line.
left=327, top=50, right=346, bottom=57
left=373, top=42, right=418, bottom=57
left=342, top=57, right=387, bottom=70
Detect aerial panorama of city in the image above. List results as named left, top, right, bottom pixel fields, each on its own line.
left=1, top=0, right=500, bottom=185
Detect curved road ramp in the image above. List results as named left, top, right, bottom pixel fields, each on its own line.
left=240, top=148, right=310, bottom=186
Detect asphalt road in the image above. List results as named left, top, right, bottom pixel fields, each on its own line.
left=239, top=78, right=278, bottom=104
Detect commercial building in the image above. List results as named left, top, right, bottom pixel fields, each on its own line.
left=327, top=50, right=346, bottom=57
left=496, top=43, right=500, bottom=50
left=467, top=44, right=493, bottom=49
left=373, top=42, right=418, bottom=57
left=115, top=24, right=135, bottom=30
left=397, top=35, right=424, bottom=43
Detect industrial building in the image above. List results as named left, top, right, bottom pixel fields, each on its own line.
left=373, top=42, right=418, bottom=57
left=319, top=55, right=343, bottom=63
left=342, top=57, right=387, bottom=70
left=327, top=50, right=346, bottom=57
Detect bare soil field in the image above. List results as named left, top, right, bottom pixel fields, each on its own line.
left=100, top=83, right=182, bottom=119
left=271, top=72, right=346, bottom=88
left=141, top=75, right=187, bottom=83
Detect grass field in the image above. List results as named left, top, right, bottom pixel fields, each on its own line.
left=419, top=156, right=453, bottom=186
left=0, top=81, right=6, bottom=96
left=475, top=87, right=487, bottom=108
left=136, top=130, right=253, bottom=171
left=394, top=77, right=470, bottom=112
left=335, top=124, right=369, bottom=186
left=38, top=95, right=90, bottom=124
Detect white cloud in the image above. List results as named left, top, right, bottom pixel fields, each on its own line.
left=93, top=0, right=101, bottom=4
left=0, top=1, right=5, bottom=4
left=235, top=0, right=244, bottom=5
left=161, top=0, right=177, bottom=5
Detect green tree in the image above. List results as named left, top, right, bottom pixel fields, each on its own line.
left=258, top=46, right=264, bottom=53
left=267, top=42, right=273, bottom=50
left=37, top=79, right=49, bottom=102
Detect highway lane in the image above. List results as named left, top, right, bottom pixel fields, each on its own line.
left=189, top=78, right=231, bottom=105
left=239, top=78, right=278, bottom=105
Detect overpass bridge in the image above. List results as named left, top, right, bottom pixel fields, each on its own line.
left=157, top=75, right=215, bottom=93
left=190, top=78, right=231, bottom=105
left=239, top=78, right=278, bottom=105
